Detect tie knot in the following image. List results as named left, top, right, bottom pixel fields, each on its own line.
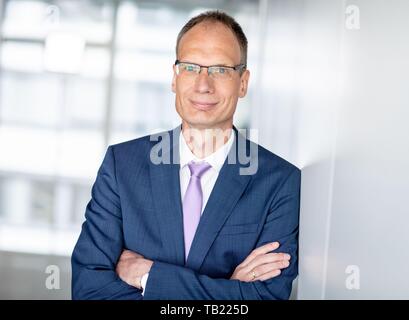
left=188, top=161, right=211, bottom=179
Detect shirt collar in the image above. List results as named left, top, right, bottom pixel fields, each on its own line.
left=179, top=129, right=235, bottom=172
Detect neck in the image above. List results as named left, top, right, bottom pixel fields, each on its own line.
left=181, top=124, right=233, bottom=159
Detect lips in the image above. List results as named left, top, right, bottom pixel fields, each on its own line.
left=190, top=100, right=218, bottom=111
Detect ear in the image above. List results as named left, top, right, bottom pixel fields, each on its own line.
left=171, top=64, right=177, bottom=93
left=238, top=69, right=250, bottom=98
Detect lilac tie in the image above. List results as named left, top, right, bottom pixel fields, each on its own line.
left=183, top=161, right=212, bottom=260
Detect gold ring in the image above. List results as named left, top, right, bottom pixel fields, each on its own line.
left=251, top=270, right=257, bottom=280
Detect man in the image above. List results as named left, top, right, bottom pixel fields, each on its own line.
left=71, top=10, right=300, bottom=300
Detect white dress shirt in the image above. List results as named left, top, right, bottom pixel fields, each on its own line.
left=140, top=129, right=235, bottom=295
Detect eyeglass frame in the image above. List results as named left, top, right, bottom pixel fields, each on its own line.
left=174, top=60, right=247, bottom=78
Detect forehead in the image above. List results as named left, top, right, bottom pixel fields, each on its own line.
left=178, top=22, right=241, bottom=64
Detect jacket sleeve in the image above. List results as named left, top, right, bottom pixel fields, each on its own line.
left=71, top=146, right=142, bottom=300
left=143, top=168, right=301, bottom=300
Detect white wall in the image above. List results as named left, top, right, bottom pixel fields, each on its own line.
left=253, top=0, right=409, bottom=299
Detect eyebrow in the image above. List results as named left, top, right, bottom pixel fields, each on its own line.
left=181, top=61, right=237, bottom=67
left=212, top=63, right=234, bottom=67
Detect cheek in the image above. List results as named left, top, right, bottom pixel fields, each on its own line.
left=175, top=82, right=193, bottom=101
left=219, top=88, right=240, bottom=108
left=223, top=81, right=241, bottom=96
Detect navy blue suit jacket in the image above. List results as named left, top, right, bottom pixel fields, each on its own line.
left=71, top=126, right=301, bottom=300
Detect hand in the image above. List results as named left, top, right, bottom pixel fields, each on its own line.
left=230, top=242, right=291, bottom=282
left=115, top=249, right=153, bottom=289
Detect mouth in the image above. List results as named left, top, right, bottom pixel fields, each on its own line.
left=190, top=100, right=218, bottom=111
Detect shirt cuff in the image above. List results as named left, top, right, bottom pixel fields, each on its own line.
left=140, top=273, right=149, bottom=296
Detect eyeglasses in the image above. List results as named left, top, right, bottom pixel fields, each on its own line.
left=175, top=60, right=246, bottom=81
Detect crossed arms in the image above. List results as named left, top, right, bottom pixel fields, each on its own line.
left=71, top=146, right=300, bottom=300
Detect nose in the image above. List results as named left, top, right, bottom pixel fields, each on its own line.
left=194, top=68, right=214, bottom=94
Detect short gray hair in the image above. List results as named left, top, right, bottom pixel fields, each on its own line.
left=176, top=10, right=248, bottom=66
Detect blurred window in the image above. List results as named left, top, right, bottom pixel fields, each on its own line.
left=0, top=0, right=259, bottom=255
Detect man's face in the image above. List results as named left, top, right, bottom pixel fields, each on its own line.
left=172, top=22, right=250, bottom=131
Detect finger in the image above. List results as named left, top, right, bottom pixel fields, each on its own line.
left=243, top=252, right=291, bottom=273
left=121, top=250, right=133, bottom=257
left=252, top=260, right=290, bottom=278
left=117, top=253, right=127, bottom=262
left=254, top=269, right=281, bottom=282
left=121, top=250, right=144, bottom=259
left=244, top=259, right=288, bottom=281
left=240, top=242, right=280, bottom=267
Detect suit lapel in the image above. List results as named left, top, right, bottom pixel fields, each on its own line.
left=149, top=126, right=185, bottom=266
left=149, top=126, right=254, bottom=269
left=186, top=129, right=253, bottom=271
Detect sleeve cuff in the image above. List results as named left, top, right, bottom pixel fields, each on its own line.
left=140, top=272, right=149, bottom=296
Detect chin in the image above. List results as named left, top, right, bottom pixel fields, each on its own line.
left=185, top=120, right=214, bottom=129
left=182, top=112, right=214, bottom=125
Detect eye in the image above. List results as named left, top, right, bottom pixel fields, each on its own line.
left=211, top=67, right=227, bottom=74
left=181, top=64, right=198, bottom=72
left=212, top=67, right=232, bottom=76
